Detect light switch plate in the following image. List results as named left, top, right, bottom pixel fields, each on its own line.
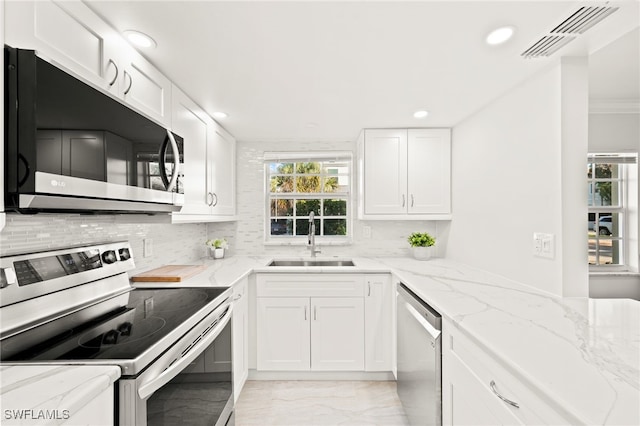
left=533, top=232, right=555, bottom=259
left=143, top=238, right=153, bottom=258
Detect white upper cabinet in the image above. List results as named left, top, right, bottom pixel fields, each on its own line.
left=171, top=86, right=236, bottom=222
left=5, top=0, right=171, bottom=127
left=209, top=123, right=237, bottom=217
left=359, top=128, right=452, bottom=220
left=171, top=87, right=210, bottom=217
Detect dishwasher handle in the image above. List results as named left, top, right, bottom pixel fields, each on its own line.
left=403, top=300, right=441, bottom=342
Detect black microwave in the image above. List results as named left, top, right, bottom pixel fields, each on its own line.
left=4, top=46, right=185, bottom=214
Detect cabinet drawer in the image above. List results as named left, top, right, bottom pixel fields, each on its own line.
left=445, top=324, right=575, bottom=425
left=256, top=274, right=365, bottom=297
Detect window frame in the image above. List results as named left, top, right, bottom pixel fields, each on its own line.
left=588, top=153, right=637, bottom=272
left=264, top=151, right=353, bottom=245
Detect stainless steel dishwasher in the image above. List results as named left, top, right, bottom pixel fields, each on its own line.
left=397, top=282, right=442, bottom=426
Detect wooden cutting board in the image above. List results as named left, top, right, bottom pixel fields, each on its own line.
left=131, top=265, right=208, bottom=282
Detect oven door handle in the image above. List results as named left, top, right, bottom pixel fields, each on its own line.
left=137, top=303, right=233, bottom=400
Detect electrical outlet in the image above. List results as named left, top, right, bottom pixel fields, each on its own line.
left=143, top=238, right=153, bottom=258
left=363, top=225, right=372, bottom=239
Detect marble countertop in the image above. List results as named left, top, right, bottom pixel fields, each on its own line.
left=131, top=255, right=639, bottom=425
left=0, top=365, right=120, bottom=425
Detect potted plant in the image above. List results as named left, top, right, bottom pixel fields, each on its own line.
left=407, top=232, right=435, bottom=260
left=206, top=238, right=229, bottom=259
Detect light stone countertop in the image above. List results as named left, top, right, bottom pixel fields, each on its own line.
left=0, top=365, right=120, bottom=425
left=133, top=255, right=640, bottom=425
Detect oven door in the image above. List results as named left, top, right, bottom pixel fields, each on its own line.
left=119, top=302, right=233, bottom=426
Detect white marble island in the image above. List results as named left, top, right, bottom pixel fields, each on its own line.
left=0, top=365, right=120, bottom=425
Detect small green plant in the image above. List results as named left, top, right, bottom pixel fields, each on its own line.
left=407, top=232, right=435, bottom=247
left=206, top=238, right=229, bottom=249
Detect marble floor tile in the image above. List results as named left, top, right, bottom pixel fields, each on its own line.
left=235, top=381, right=410, bottom=426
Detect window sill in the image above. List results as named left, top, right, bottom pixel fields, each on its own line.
left=589, top=270, right=640, bottom=277
left=263, top=239, right=352, bottom=246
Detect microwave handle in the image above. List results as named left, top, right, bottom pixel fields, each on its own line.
left=159, top=131, right=181, bottom=192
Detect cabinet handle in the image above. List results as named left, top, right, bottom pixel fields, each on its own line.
left=107, top=59, right=119, bottom=87
left=490, top=380, right=520, bottom=408
left=314, top=306, right=317, bottom=321
left=402, top=194, right=406, bottom=207
left=304, top=306, right=307, bottom=321
left=368, top=282, right=371, bottom=297
left=211, top=192, right=218, bottom=207
left=123, top=70, right=133, bottom=95
left=233, top=294, right=242, bottom=301
left=411, top=194, right=415, bottom=207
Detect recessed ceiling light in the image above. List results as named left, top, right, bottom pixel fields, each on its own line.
left=212, top=112, right=228, bottom=119
left=123, top=30, right=157, bottom=48
left=413, top=110, right=429, bottom=119
left=486, top=26, right=515, bottom=45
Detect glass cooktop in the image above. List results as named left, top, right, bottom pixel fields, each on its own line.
left=0, top=287, right=228, bottom=363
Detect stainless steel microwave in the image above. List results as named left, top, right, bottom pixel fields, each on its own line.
left=4, top=46, right=185, bottom=214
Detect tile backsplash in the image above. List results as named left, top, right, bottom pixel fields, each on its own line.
left=0, top=214, right=207, bottom=275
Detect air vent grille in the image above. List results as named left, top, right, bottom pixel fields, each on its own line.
left=521, top=5, right=618, bottom=59
left=521, top=35, right=576, bottom=59
left=551, top=6, right=619, bottom=34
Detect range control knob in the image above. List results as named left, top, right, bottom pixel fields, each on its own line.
left=102, top=250, right=118, bottom=264
left=118, top=248, right=131, bottom=261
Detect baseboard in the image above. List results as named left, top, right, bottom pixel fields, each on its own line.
left=247, top=369, right=395, bottom=381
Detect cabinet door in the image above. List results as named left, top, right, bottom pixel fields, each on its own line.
left=232, top=278, right=249, bottom=401
left=257, top=298, right=310, bottom=370
left=5, top=0, right=120, bottom=95
left=209, top=124, right=236, bottom=216
left=171, top=87, right=210, bottom=217
left=363, top=129, right=408, bottom=215
left=120, top=48, right=172, bottom=127
left=364, top=275, right=392, bottom=371
left=407, top=129, right=451, bottom=214
left=310, top=297, right=364, bottom=371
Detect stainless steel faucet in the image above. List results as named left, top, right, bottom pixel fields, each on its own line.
left=308, top=211, right=321, bottom=257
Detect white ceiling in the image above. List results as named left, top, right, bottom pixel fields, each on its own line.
left=84, top=1, right=639, bottom=142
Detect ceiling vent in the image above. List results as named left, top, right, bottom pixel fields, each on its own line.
left=521, top=5, right=619, bottom=58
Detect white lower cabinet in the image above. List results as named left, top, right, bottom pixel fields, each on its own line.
left=442, top=319, right=574, bottom=425
left=232, top=278, right=249, bottom=401
left=255, top=273, right=390, bottom=372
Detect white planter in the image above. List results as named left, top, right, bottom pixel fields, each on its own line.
left=209, top=247, right=225, bottom=259
left=412, top=246, right=433, bottom=261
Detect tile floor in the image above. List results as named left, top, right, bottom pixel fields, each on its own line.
left=235, top=380, right=410, bottom=425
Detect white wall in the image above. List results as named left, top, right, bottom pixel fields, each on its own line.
left=213, top=140, right=443, bottom=258
left=445, top=59, right=589, bottom=297
left=589, top=113, right=640, bottom=152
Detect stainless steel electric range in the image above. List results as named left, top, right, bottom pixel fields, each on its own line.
left=0, top=242, right=234, bottom=426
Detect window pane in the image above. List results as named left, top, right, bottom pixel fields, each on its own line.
left=270, top=176, right=294, bottom=193
left=595, top=213, right=621, bottom=238
left=149, top=163, right=160, bottom=175
left=322, top=161, right=350, bottom=174
left=592, top=181, right=620, bottom=206
left=296, top=162, right=321, bottom=174
left=323, top=176, right=340, bottom=193
left=296, top=199, right=320, bottom=216
left=323, top=219, right=347, bottom=236
left=295, top=219, right=320, bottom=236
left=270, top=219, right=292, bottom=236
left=270, top=199, right=293, bottom=216
left=594, top=163, right=619, bottom=179
left=324, top=199, right=347, bottom=216
left=150, top=176, right=165, bottom=191
left=592, top=239, right=622, bottom=265
left=296, top=176, right=321, bottom=193
left=270, top=163, right=294, bottom=174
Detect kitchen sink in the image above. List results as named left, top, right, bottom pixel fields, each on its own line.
left=267, top=259, right=355, bottom=267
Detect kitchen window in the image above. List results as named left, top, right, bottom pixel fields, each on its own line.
left=588, top=153, right=638, bottom=270
left=265, top=152, right=352, bottom=243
